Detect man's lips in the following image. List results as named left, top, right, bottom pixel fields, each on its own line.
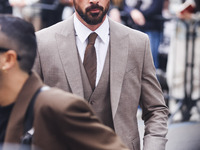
left=89, top=8, right=100, bottom=14
left=86, top=4, right=103, bottom=14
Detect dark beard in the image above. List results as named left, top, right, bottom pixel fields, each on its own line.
left=74, top=2, right=110, bottom=25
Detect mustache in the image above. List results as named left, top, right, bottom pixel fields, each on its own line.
left=86, top=4, right=103, bottom=12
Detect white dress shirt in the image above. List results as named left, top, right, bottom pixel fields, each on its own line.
left=74, top=14, right=110, bottom=86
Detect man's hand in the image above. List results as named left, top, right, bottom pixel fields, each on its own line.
left=109, top=8, right=122, bottom=23
left=130, top=9, right=146, bottom=26
left=177, top=11, right=193, bottom=20
left=9, top=0, right=26, bottom=7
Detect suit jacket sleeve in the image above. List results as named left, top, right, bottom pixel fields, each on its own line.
left=33, top=88, right=128, bottom=150
left=140, top=35, right=168, bottom=150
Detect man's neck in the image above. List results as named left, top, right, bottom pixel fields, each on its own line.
left=0, top=71, right=29, bottom=107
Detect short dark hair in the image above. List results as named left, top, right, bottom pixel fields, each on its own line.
left=0, top=15, right=37, bottom=73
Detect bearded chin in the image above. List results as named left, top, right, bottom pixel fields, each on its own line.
left=85, top=12, right=105, bottom=25
left=76, top=3, right=109, bottom=25
left=76, top=10, right=104, bottom=25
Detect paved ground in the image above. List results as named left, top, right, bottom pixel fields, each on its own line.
left=166, top=121, right=200, bottom=150
left=137, top=107, right=200, bottom=150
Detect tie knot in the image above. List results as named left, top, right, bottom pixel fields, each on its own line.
left=88, top=32, right=98, bottom=45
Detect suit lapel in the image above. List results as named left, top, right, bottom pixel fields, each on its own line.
left=55, top=15, right=84, bottom=97
left=109, top=19, right=129, bottom=118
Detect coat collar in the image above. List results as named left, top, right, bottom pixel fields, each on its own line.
left=5, top=71, right=44, bottom=143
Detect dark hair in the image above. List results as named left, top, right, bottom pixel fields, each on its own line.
left=0, top=15, right=37, bottom=73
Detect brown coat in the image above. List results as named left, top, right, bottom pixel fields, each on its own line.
left=34, top=15, right=169, bottom=150
left=4, top=72, right=128, bottom=150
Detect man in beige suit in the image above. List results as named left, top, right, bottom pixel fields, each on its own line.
left=0, top=15, right=128, bottom=150
left=33, top=0, right=169, bottom=149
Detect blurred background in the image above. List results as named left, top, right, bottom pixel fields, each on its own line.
left=0, top=0, right=200, bottom=149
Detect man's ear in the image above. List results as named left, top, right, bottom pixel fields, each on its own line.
left=1, top=50, right=18, bottom=71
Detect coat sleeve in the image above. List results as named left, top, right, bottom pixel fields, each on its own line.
left=139, top=36, right=169, bottom=150
left=34, top=89, right=129, bottom=150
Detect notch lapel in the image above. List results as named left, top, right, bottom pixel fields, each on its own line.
left=55, top=16, right=84, bottom=97
left=109, top=20, right=129, bottom=118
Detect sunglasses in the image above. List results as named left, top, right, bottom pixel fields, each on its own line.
left=0, top=47, right=21, bottom=60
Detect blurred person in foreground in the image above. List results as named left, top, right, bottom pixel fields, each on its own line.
left=33, top=0, right=169, bottom=149
left=0, top=14, right=128, bottom=150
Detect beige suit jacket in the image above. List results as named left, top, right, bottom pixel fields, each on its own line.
left=4, top=72, right=128, bottom=150
left=33, top=15, right=169, bottom=150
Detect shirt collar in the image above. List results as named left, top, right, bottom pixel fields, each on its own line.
left=74, top=14, right=109, bottom=43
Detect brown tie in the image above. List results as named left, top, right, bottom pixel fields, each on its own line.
left=83, top=32, right=98, bottom=91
